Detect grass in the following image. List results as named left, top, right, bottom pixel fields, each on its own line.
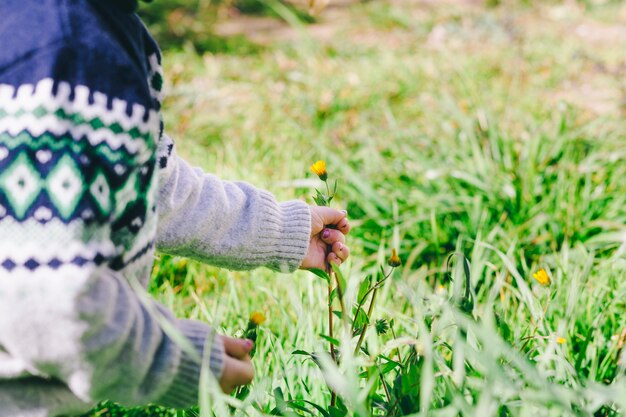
left=85, top=0, right=626, bottom=416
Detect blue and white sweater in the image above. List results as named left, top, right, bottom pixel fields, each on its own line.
left=0, top=1, right=311, bottom=415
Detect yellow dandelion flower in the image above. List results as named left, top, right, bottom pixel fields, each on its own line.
left=556, top=336, right=566, bottom=345
left=250, top=311, right=266, bottom=326
left=532, top=268, right=550, bottom=286
left=310, top=160, right=328, bottom=181
left=387, top=248, right=402, bottom=268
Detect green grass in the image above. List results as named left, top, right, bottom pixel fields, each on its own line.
left=85, top=0, right=626, bottom=416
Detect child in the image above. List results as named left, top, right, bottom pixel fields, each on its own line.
left=0, top=0, right=350, bottom=415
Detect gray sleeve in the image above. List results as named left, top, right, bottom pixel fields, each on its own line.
left=155, top=134, right=311, bottom=273
left=0, top=267, right=224, bottom=409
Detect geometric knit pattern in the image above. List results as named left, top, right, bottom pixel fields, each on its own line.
left=0, top=59, right=164, bottom=272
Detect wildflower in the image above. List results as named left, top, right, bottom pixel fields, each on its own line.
left=244, top=312, right=265, bottom=358
left=249, top=311, right=266, bottom=326
left=556, top=336, right=566, bottom=345
left=375, top=319, right=389, bottom=335
left=387, top=248, right=401, bottom=268
left=310, top=160, right=328, bottom=181
left=532, top=268, right=550, bottom=286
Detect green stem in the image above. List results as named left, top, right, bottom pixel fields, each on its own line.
left=354, top=286, right=378, bottom=355
left=353, top=268, right=395, bottom=355
left=390, top=322, right=402, bottom=364
left=351, top=274, right=391, bottom=335
left=378, top=364, right=392, bottom=405
left=328, top=281, right=337, bottom=407
left=332, top=269, right=347, bottom=323
left=321, top=178, right=338, bottom=407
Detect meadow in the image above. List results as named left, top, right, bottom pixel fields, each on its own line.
left=86, top=0, right=626, bottom=416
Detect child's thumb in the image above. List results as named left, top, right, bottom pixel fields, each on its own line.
left=314, top=206, right=347, bottom=227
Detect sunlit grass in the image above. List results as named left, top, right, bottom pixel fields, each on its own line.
left=85, top=0, right=626, bottom=416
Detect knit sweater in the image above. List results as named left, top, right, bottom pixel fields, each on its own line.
left=0, top=1, right=311, bottom=416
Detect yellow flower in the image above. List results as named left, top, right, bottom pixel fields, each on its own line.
left=556, top=336, right=566, bottom=345
left=310, top=160, right=328, bottom=181
left=387, top=248, right=402, bottom=268
left=532, top=268, right=550, bottom=286
left=250, top=311, right=266, bottom=326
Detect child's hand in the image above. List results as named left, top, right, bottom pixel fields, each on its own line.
left=219, top=336, right=255, bottom=393
left=300, top=206, right=351, bottom=270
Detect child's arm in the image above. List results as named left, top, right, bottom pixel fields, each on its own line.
left=155, top=134, right=351, bottom=272
left=0, top=267, right=225, bottom=409
left=156, top=133, right=312, bottom=272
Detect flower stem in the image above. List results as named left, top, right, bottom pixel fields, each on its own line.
left=328, top=281, right=337, bottom=407
left=332, top=270, right=347, bottom=323
left=328, top=282, right=335, bottom=358
left=321, top=177, right=338, bottom=407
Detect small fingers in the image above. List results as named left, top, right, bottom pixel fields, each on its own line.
left=312, top=206, right=347, bottom=228
left=321, top=228, right=346, bottom=246
left=337, top=217, right=351, bottom=234
left=327, top=252, right=342, bottom=266
left=310, top=206, right=351, bottom=235
left=221, top=336, right=253, bottom=360
left=332, top=241, right=350, bottom=262
left=220, top=355, right=254, bottom=393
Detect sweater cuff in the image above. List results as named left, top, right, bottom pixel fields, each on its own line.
left=255, top=193, right=311, bottom=273
left=157, top=320, right=224, bottom=408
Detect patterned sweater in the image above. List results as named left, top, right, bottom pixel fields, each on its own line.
left=0, top=1, right=311, bottom=415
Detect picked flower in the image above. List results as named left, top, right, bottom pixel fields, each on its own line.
left=310, top=160, right=328, bottom=181
left=387, top=248, right=401, bottom=268
left=243, top=311, right=266, bottom=358
left=249, top=311, right=266, bottom=326
left=532, top=268, right=550, bottom=286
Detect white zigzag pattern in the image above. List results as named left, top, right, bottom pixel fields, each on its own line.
left=0, top=78, right=160, bottom=162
